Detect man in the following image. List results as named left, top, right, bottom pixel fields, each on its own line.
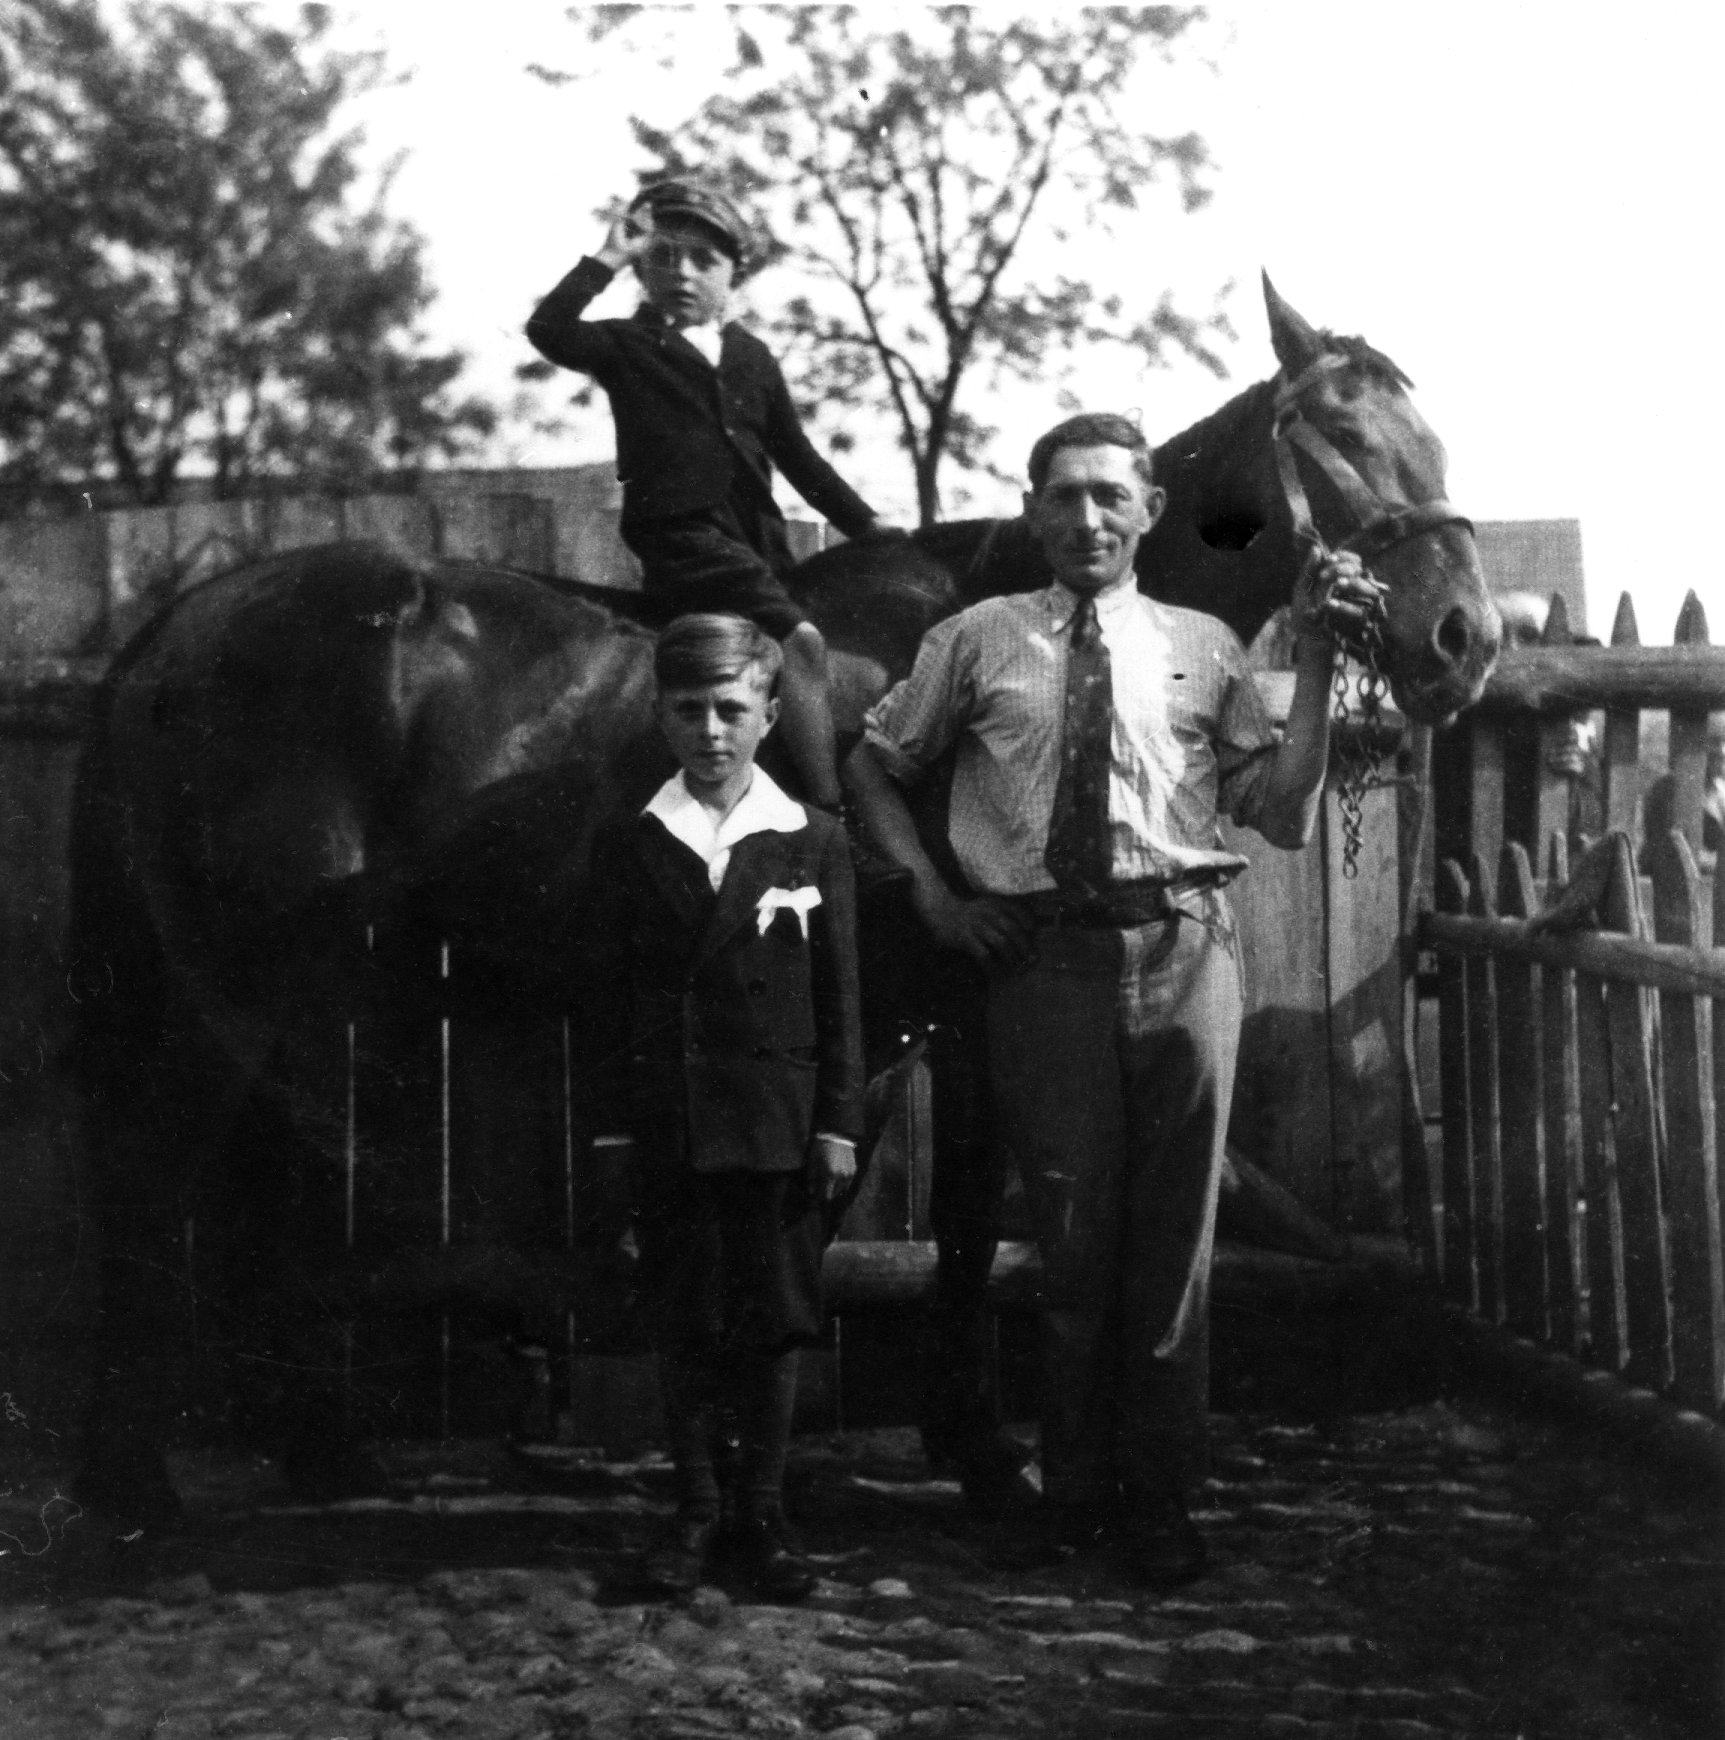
left=843, top=412, right=1380, bottom=1584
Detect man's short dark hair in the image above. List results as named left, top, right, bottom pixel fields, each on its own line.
left=655, top=613, right=783, bottom=696
left=1027, top=413, right=1155, bottom=495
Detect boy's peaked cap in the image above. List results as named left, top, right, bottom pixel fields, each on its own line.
left=630, top=179, right=755, bottom=268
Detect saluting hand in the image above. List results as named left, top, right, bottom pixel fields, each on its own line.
left=596, top=208, right=654, bottom=273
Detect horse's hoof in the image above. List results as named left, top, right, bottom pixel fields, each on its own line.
left=71, top=1453, right=185, bottom=1531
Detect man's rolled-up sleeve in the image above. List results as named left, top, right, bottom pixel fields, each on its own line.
left=1215, top=654, right=1281, bottom=832
left=861, top=615, right=974, bottom=788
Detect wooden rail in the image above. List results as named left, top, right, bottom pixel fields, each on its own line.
left=1421, top=587, right=1725, bottom=1416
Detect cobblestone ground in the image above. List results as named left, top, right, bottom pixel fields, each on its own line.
left=1, top=1401, right=1720, bottom=1739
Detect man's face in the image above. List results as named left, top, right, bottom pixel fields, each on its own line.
left=656, top=672, right=778, bottom=798
left=636, top=215, right=737, bottom=328
left=1026, top=443, right=1164, bottom=594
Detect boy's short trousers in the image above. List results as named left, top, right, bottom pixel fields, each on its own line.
left=622, top=503, right=808, bottom=639
left=636, top=1167, right=824, bottom=1358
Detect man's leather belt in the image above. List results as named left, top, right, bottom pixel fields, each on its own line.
left=1013, top=876, right=1218, bottom=930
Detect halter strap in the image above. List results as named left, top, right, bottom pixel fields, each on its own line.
left=1272, top=360, right=1473, bottom=565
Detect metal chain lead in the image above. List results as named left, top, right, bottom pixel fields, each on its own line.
left=1332, top=605, right=1390, bottom=879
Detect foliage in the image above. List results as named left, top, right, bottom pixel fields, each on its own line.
left=0, top=0, right=496, bottom=509
left=547, top=5, right=1230, bottom=523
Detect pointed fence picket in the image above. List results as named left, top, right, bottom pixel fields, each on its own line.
left=1422, top=590, right=1725, bottom=1414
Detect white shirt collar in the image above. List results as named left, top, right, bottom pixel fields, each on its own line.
left=1048, top=577, right=1140, bottom=633
left=643, top=765, right=807, bottom=889
left=680, top=323, right=724, bottom=368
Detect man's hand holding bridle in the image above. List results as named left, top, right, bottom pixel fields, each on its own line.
left=1292, top=549, right=1387, bottom=649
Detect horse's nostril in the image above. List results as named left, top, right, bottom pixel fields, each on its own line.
left=1434, top=605, right=1474, bottom=669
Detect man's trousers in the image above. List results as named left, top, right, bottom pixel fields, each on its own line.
left=985, top=895, right=1242, bottom=1506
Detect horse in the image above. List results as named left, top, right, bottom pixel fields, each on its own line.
left=68, top=277, right=1498, bottom=1520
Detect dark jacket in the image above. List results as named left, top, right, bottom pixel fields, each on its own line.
left=525, top=257, right=878, bottom=537
left=587, top=802, right=864, bottom=1176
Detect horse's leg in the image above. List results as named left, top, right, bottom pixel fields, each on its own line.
left=206, top=1073, right=403, bottom=1504
left=76, top=1085, right=200, bottom=1526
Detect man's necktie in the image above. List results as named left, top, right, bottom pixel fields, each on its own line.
left=1045, top=595, right=1113, bottom=892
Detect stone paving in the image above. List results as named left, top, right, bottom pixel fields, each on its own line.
left=1, top=1401, right=1720, bottom=1739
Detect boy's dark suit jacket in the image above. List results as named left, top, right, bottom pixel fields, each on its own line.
left=587, top=802, right=864, bottom=1180
left=525, top=256, right=878, bottom=539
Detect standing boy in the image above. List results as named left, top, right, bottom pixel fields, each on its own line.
left=527, top=179, right=887, bottom=808
left=591, top=613, right=864, bottom=1600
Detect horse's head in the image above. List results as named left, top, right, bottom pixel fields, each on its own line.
left=1264, top=275, right=1499, bottom=723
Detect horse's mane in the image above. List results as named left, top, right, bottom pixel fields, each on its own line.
left=1151, top=376, right=1278, bottom=505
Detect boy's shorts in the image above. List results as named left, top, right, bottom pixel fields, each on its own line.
left=622, top=503, right=808, bottom=639
left=636, top=1168, right=824, bottom=1358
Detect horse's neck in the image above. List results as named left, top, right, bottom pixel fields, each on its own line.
left=916, top=515, right=1048, bottom=602
left=1144, top=377, right=1298, bottom=646
left=1154, top=377, right=1278, bottom=519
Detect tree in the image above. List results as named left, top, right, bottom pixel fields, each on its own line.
left=0, top=0, right=496, bottom=510
left=545, top=5, right=1230, bottom=524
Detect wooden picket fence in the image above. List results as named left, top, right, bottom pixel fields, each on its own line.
left=1421, top=590, right=1725, bottom=1414
left=155, top=905, right=934, bottom=1451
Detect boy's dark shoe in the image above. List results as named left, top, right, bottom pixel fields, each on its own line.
left=1119, top=1490, right=1208, bottom=1588
left=731, top=1513, right=817, bottom=1603
left=642, top=1510, right=722, bottom=1596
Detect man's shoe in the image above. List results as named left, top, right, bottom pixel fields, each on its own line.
left=731, top=1513, right=817, bottom=1603
left=957, top=1436, right=1041, bottom=1520
left=642, top=1510, right=721, bottom=1596
left=1120, top=1491, right=1208, bottom=1588
left=984, top=1498, right=1111, bottom=1571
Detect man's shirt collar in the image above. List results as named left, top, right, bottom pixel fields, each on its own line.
left=1047, top=577, right=1141, bottom=634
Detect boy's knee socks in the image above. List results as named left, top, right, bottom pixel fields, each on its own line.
left=660, top=1353, right=722, bottom=1517
left=739, top=1348, right=799, bottom=1522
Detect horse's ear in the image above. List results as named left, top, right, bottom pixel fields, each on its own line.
left=1262, top=271, right=1322, bottom=376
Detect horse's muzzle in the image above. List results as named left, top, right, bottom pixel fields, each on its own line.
left=1398, top=598, right=1502, bottom=722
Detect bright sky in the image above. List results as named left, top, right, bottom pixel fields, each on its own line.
left=292, top=0, right=1725, bottom=644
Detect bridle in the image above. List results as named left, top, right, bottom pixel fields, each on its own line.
left=1271, top=351, right=1474, bottom=875
left=1272, top=354, right=1474, bottom=583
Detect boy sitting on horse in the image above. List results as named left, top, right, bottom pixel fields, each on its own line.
left=528, top=179, right=889, bottom=808
left=588, top=613, right=864, bottom=1600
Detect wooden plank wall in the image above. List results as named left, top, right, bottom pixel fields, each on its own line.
left=1226, top=694, right=1408, bottom=1234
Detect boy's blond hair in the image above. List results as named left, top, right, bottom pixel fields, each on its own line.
left=654, top=612, right=784, bottom=696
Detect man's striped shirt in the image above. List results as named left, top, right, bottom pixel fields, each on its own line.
left=863, top=581, right=1279, bottom=902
